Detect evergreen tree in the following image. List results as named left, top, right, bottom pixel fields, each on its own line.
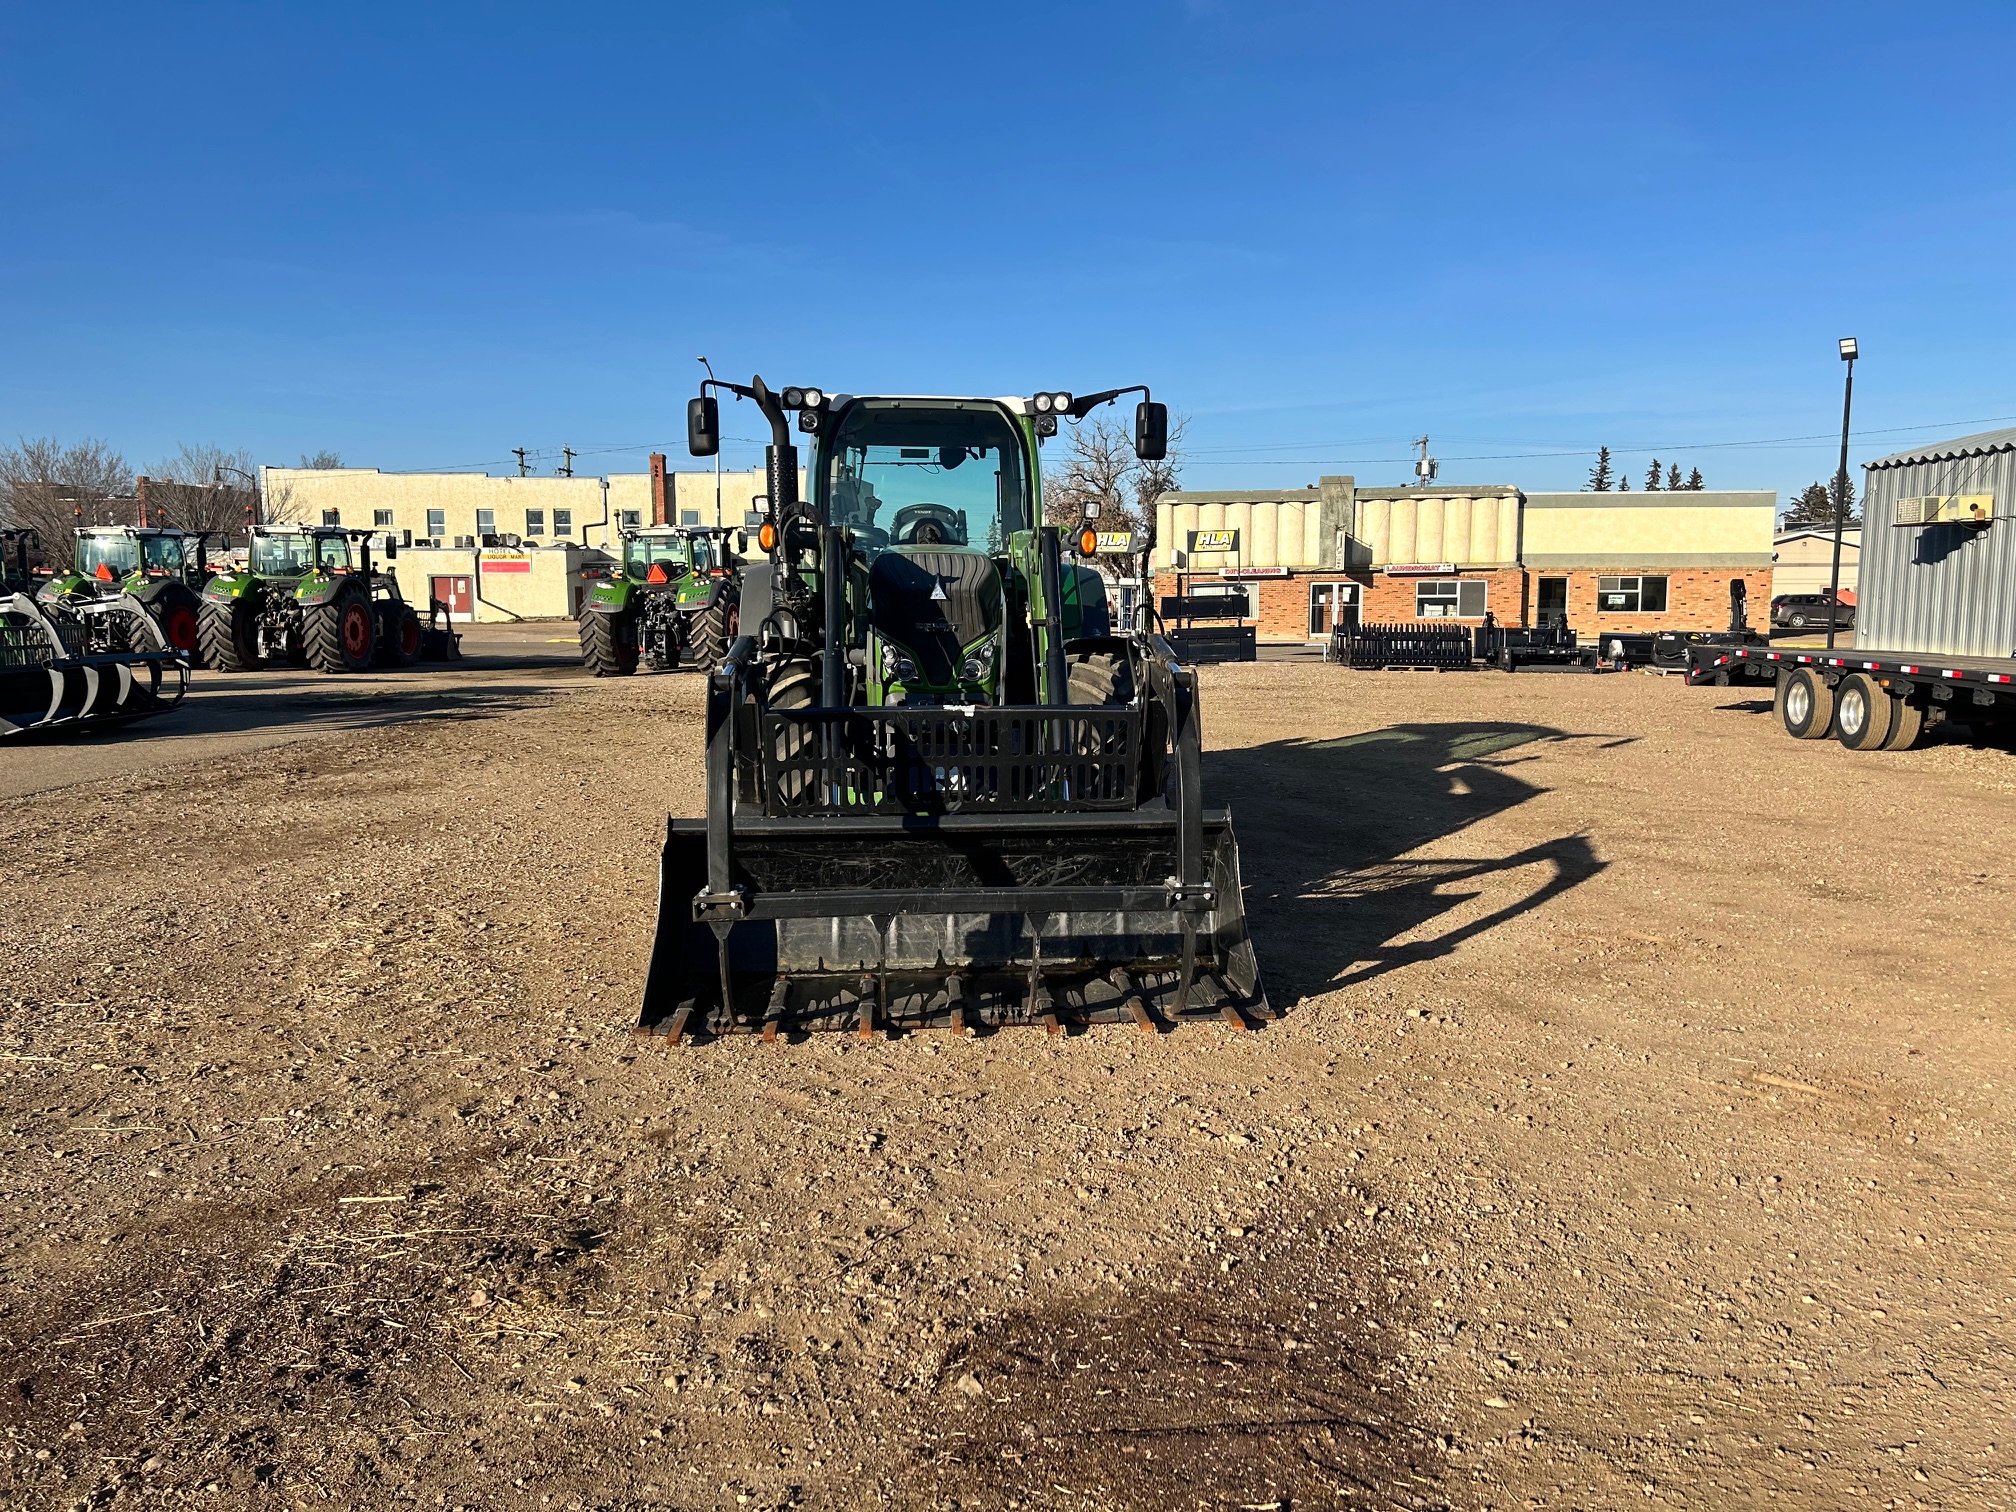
left=1644, top=458, right=1662, bottom=491
left=1829, top=469, right=1859, bottom=524
left=1618, top=473, right=1631, bottom=490
left=1666, top=463, right=1682, bottom=491
left=1584, top=447, right=1613, bottom=492
left=1783, top=482, right=1836, bottom=528
left=1686, top=467, right=1704, bottom=490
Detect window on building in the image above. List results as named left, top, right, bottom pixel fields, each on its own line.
left=618, top=509, right=641, bottom=529
left=680, top=509, right=701, bottom=526
left=525, top=509, right=546, bottom=537
left=1415, top=579, right=1487, bottom=618
left=426, top=508, right=445, bottom=539
left=373, top=508, right=394, bottom=528
left=321, top=509, right=341, bottom=526
left=553, top=509, right=573, bottom=537
left=1308, top=581, right=1358, bottom=636
left=476, top=508, right=495, bottom=537
left=1596, top=575, right=1668, bottom=613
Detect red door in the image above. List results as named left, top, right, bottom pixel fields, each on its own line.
left=431, top=575, right=474, bottom=620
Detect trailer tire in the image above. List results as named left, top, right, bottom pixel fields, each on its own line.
left=1834, top=672, right=1896, bottom=751
left=1777, top=667, right=1833, bottom=739
left=580, top=608, right=639, bottom=677
left=1881, top=694, right=1924, bottom=752
left=198, top=596, right=263, bottom=672
left=304, top=583, right=376, bottom=673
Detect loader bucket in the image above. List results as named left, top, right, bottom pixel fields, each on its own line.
left=639, top=806, right=1269, bottom=1040
left=638, top=637, right=1272, bottom=1041
left=0, top=593, right=188, bottom=739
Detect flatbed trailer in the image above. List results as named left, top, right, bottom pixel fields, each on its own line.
left=1684, top=640, right=2016, bottom=751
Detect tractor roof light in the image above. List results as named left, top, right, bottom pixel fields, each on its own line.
left=801, top=388, right=824, bottom=409
left=1033, top=393, right=1053, bottom=413
left=1051, top=391, right=1072, bottom=412
left=798, top=408, right=822, bottom=434
left=782, top=387, right=805, bottom=408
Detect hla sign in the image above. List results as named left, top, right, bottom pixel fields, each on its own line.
left=1187, top=528, right=1239, bottom=553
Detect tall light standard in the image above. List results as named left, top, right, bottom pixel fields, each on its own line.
left=1826, top=337, right=1857, bottom=651
left=214, top=462, right=261, bottom=542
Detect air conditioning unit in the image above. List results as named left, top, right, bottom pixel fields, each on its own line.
left=453, top=535, right=476, bottom=548
left=1895, top=493, right=1995, bottom=526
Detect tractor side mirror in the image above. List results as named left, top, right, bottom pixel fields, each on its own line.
left=1134, top=400, right=1168, bottom=462
left=688, top=395, right=720, bottom=457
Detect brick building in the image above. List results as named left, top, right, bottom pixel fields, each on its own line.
left=1152, top=481, right=1775, bottom=642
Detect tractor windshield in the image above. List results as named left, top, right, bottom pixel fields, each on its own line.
left=626, top=535, right=691, bottom=584
left=76, top=535, right=139, bottom=579
left=315, top=535, right=354, bottom=572
left=821, top=401, right=1028, bottom=555
left=251, top=534, right=315, bottom=576
left=140, top=535, right=185, bottom=575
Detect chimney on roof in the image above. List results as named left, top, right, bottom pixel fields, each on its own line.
left=136, top=475, right=150, bottom=527
left=650, top=454, right=669, bottom=526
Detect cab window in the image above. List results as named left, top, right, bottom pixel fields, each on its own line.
left=140, top=536, right=185, bottom=574
left=76, top=536, right=139, bottom=579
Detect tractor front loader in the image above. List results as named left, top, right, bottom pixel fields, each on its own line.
left=639, top=377, right=1268, bottom=1042
left=3, top=530, right=189, bottom=737
left=580, top=525, right=744, bottom=676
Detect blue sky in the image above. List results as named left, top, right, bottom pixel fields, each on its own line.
left=3, top=1, right=2013, bottom=502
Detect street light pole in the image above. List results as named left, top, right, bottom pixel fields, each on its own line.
left=1826, top=337, right=1858, bottom=651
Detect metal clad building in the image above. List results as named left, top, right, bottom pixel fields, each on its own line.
left=1858, top=427, right=2016, bottom=658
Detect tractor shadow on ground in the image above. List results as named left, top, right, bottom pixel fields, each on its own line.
left=1211, top=722, right=1614, bottom=1005
left=125, top=682, right=563, bottom=745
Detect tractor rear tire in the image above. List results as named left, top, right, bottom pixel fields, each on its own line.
left=382, top=605, right=422, bottom=667
left=304, top=584, right=376, bottom=673
left=580, top=609, right=639, bottom=677
left=198, top=597, right=263, bottom=672
left=686, top=594, right=740, bottom=672
left=141, top=581, right=204, bottom=663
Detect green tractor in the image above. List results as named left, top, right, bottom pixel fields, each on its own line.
left=639, top=376, right=1268, bottom=1042
left=578, top=525, right=743, bottom=676
left=199, top=525, right=424, bottom=673
left=38, top=525, right=211, bottom=664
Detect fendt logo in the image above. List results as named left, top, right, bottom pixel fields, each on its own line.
left=1188, top=529, right=1239, bottom=552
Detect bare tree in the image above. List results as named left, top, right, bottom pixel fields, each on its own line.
left=1041, top=412, right=1188, bottom=562
left=300, top=449, right=343, bottom=470
left=0, top=436, right=136, bottom=549
left=145, top=442, right=262, bottom=536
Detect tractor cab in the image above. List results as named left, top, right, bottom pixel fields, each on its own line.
left=249, top=526, right=358, bottom=579
left=623, top=526, right=739, bottom=590
left=71, top=526, right=203, bottom=587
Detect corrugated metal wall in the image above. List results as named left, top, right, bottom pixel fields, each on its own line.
left=1859, top=445, right=2016, bottom=658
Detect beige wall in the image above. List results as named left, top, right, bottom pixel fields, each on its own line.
left=1522, top=492, right=1775, bottom=567
left=1153, top=480, right=1354, bottom=573
left=260, top=464, right=782, bottom=547
left=1351, top=489, right=1521, bottom=568
left=1772, top=529, right=1861, bottom=596
left=385, top=544, right=601, bottom=622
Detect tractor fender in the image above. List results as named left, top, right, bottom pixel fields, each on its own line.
left=293, top=576, right=342, bottom=606
left=36, top=575, right=87, bottom=604
left=582, top=579, right=638, bottom=616
left=204, top=574, right=256, bottom=602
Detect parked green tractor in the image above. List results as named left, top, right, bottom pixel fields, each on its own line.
left=578, top=525, right=744, bottom=676
left=38, top=525, right=211, bottom=664
left=199, top=525, right=424, bottom=673
left=639, top=377, right=1268, bottom=1042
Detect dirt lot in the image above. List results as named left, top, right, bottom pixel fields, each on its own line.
left=3, top=653, right=2012, bottom=1511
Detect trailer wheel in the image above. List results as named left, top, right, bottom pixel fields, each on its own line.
left=579, top=608, right=639, bottom=677
left=1777, top=667, right=1833, bottom=739
left=1881, top=694, right=1925, bottom=751
left=1834, top=672, right=1896, bottom=751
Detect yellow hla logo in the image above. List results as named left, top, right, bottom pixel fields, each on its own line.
left=1188, top=529, right=1239, bottom=552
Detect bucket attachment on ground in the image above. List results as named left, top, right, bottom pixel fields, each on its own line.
left=0, top=592, right=188, bottom=739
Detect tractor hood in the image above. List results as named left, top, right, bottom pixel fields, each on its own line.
left=866, top=547, right=1002, bottom=690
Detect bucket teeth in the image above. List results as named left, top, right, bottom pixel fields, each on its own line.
left=761, top=976, right=789, bottom=1044
left=857, top=973, right=878, bottom=1042
left=1111, top=967, right=1158, bottom=1036
left=946, top=974, right=973, bottom=1037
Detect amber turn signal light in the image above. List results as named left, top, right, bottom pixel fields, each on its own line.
left=1078, top=528, right=1099, bottom=556
left=758, top=522, right=778, bottom=552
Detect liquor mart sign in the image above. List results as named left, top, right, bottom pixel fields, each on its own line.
left=1187, top=529, right=1240, bottom=553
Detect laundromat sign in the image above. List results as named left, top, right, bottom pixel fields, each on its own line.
left=1187, top=529, right=1240, bottom=553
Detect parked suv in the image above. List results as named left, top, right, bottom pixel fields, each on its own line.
left=1771, top=591, right=1854, bottom=630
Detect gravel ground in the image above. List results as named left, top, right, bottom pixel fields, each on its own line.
left=2, top=658, right=2011, bottom=1511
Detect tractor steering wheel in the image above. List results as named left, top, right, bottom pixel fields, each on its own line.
left=890, top=503, right=963, bottom=547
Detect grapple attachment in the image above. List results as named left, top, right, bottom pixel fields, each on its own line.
left=638, top=644, right=1270, bottom=1041
left=0, top=593, right=188, bottom=739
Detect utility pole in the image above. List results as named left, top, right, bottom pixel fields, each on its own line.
left=1413, top=436, right=1438, bottom=486
left=513, top=448, right=530, bottom=477
left=1827, top=338, right=1858, bottom=651
left=559, top=447, right=575, bottom=478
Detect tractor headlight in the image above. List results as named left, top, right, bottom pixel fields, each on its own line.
left=1034, top=392, right=1053, bottom=413
left=801, top=388, right=823, bottom=409
left=959, top=629, right=1001, bottom=683
left=782, top=387, right=805, bottom=409
left=798, top=408, right=821, bottom=434
left=1052, top=391, right=1072, bottom=413
left=879, top=643, right=919, bottom=684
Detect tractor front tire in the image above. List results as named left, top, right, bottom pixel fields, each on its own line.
left=767, top=656, right=818, bottom=801
left=382, top=605, right=422, bottom=667
left=305, top=585, right=377, bottom=673
left=198, top=597, right=263, bottom=672
left=580, top=609, right=640, bottom=677
left=1066, top=650, right=1134, bottom=707
left=685, top=594, right=740, bottom=672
